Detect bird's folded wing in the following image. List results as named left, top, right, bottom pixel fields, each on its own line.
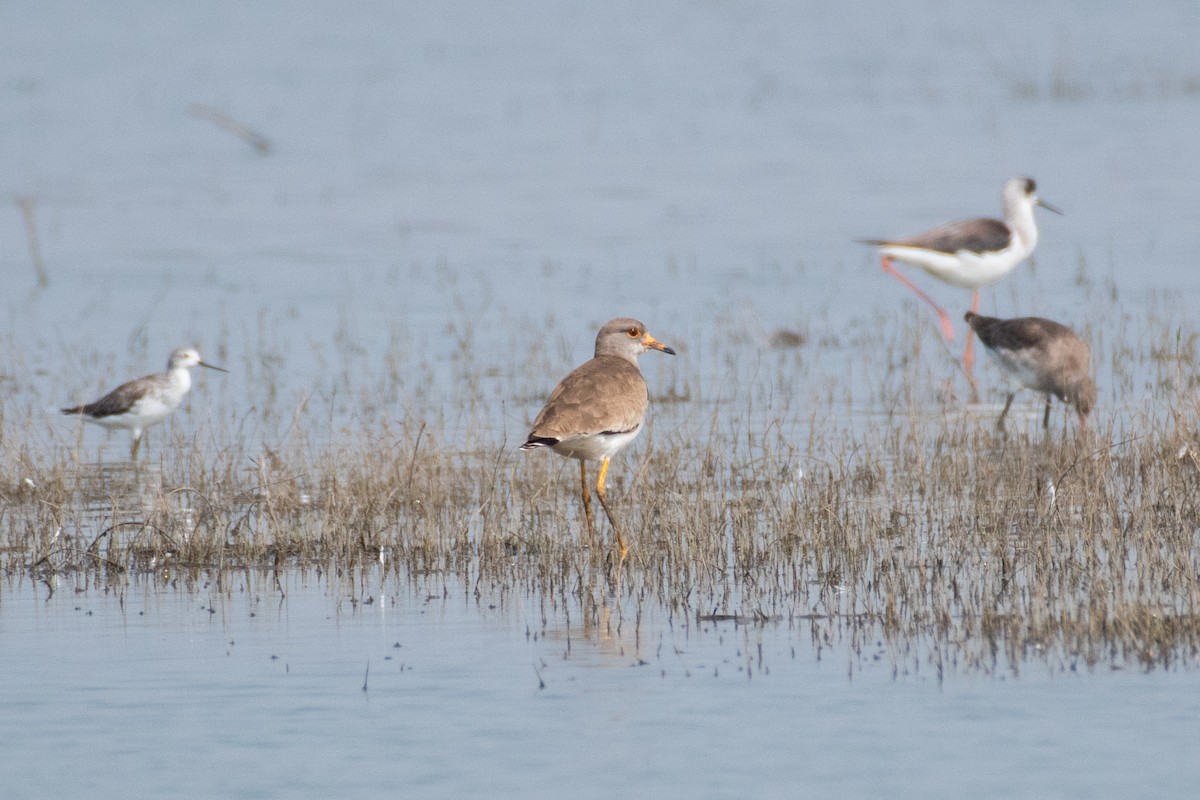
left=529, top=357, right=648, bottom=440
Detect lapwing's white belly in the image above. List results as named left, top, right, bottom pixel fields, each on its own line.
left=551, top=425, right=642, bottom=462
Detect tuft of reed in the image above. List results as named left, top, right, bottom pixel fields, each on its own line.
left=2, top=303, right=1199, bottom=676
left=15, top=195, right=49, bottom=288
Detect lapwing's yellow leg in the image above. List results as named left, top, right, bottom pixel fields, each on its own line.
left=594, top=457, right=627, bottom=560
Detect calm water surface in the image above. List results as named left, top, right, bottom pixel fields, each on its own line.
left=3, top=0, right=1199, bottom=441
left=2, top=572, right=1198, bottom=799
left=4, top=1, right=1200, bottom=796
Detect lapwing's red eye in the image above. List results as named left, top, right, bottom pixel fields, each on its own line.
left=627, top=328, right=640, bottom=338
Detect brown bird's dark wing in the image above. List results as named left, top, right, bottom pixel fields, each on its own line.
left=966, top=314, right=1072, bottom=353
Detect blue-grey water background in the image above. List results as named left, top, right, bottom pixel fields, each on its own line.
left=3, top=1, right=1200, bottom=797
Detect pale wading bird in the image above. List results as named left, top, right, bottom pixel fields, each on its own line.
left=964, top=311, right=1095, bottom=431
left=862, top=176, right=1062, bottom=377
left=62, top=347, right=228, bottom=458
left=520, top=318, right=675, bottom=559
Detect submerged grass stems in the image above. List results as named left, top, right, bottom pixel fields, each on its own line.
left=1, top=303, right=1199, bottom=675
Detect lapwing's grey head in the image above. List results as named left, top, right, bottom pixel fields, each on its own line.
left=594, top=318, right=676, bottom=361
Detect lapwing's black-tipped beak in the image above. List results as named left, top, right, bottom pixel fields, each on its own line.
left=644, top=334, right=676, bottom=356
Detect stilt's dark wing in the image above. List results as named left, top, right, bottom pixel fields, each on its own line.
left=868, top=218, right=1012, bottom=255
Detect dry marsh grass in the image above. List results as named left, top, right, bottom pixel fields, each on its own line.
left=2, top=307, right=1199, bottom=676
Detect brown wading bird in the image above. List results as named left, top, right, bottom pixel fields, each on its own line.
left=62, top=347, right=228, bottom=458
left=964, top=311, right=1095, bottom=431
left=862, top=177, right=1062, bottom=378
left=520, top=318, right=675, bottom=559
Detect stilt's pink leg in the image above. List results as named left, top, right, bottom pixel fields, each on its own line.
left=881, top=256, right=955, bottom=342
left=963, top=289, right=980, bottom=376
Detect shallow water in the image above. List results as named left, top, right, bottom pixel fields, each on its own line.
left=4, top=1, right=1200, bottom=443
left=4, top=0, right=1200, bottom=796
left=3, top=570, right=1199, bottom=799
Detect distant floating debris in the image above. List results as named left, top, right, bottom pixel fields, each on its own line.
left=189, top=104, right=272, bottom=155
